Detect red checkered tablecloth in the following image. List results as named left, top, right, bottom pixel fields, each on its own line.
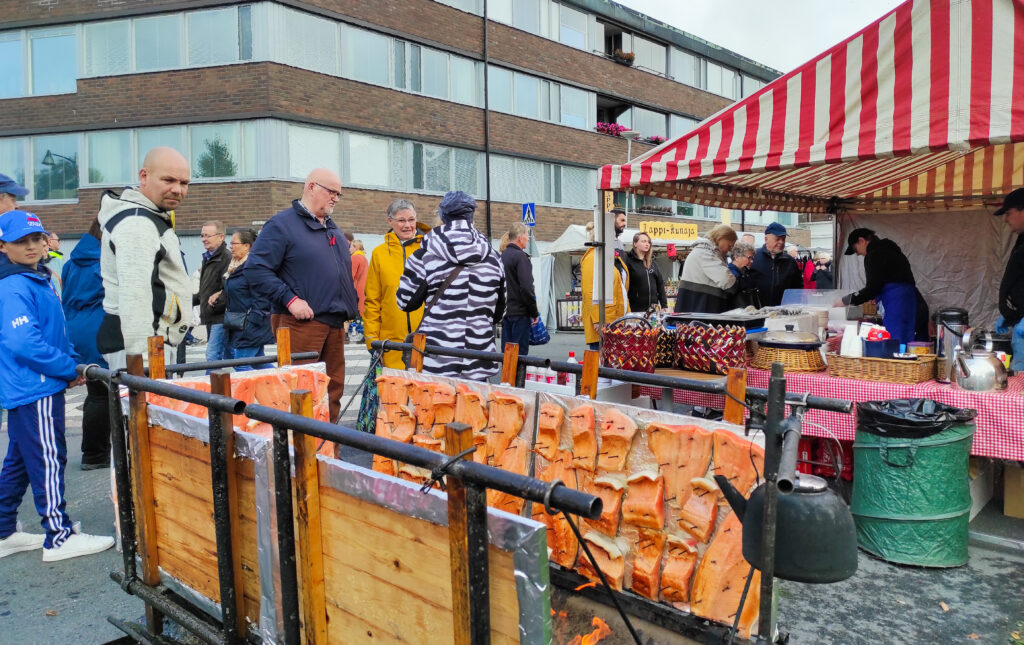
left=640, top=370, right=1024, bottom=461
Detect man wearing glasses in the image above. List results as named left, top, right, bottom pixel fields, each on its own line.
left=195, top=220, right=232, bottom=364
left=248, top=168, right=359, bottom=423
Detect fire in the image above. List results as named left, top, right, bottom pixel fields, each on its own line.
left=574, top=581, right=598, bottom=591
left=567, top=617, right=612, bottom=645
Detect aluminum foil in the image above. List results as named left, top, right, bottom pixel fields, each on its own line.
left=253, top=433, right=284, bottom=644
left=319, top=456, right=552, bottom=644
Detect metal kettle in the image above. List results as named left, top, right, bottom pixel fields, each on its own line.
left=714, top=472, right=859, bottom=583
left=934, top=307, right=969, bottom=383
left=953, top=328, right=1008, bottom=391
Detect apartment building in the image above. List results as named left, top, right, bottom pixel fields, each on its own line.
left=0, top=0, right=799, bottom=252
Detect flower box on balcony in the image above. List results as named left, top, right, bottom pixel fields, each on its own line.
left=612, top=49, right=635, bottom=66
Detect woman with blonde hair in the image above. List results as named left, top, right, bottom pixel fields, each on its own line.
left=623, top=231, right=666, bottom=312
left=674, top=223, right=739, bottom=313
left=581, top=212, right=629, bottom=349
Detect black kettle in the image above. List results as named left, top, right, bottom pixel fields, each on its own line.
left=714, top=473, right=858, bottom=584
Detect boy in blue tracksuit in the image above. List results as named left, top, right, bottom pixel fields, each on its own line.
left=0, top=210, right=115, bottom=562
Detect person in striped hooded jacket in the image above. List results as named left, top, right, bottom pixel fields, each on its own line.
left=396, top=191, right=505, bottom=381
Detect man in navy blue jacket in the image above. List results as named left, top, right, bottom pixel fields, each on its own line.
left=247, top=169, right=358, bottom=423
left=749, top=222, right=803, bottom=307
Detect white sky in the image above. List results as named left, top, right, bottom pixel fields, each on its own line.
left=614, top=0, right=906, bottom=73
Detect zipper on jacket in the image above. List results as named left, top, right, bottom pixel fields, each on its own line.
left=402, top=239, right=413, bottom=334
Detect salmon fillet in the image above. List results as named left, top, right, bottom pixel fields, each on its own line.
left=581, top=473, right=626, bottom=538
left=294, top=368, right=330, bottom=402
left=177, top=380, right=213, bottom=418
left=691, top=512, right=760, bottom=638
left=536, top=402, right=565, bottom=461
left=376, top=375, right=413, bottom=408
left=372, top=453, right=396, bottom=477
left=569, top=405, right=597, bottom=471
left=576, top=531, right=625, bottom=591
left=254, top=373, right=291, bottom=412
left=397, top=464, right=431, bottom=486
left=712, top=430, right=765, bottom=498
left=412, top=435, right=443, bottom=453
left=243, top=420, right=273, bottom=439
left=597, top=408, right=638, bottom=471
left=621, top=471, right=665, bottom=530
left=660, top=535, right=699, bottom=603
left=648, top=423, right=714, bottom=507
left=533, top=450, right=578, bottom=568
left=486, top=392, right=525, bottom=462
left=677, top=477, right=719, bottom=542
left=455, top=385, right=488, bottom=435
left=409, top=381, right=437, bottom=431
left=381, top=404, right=416, bottom=444
left=486, top=437, right=530, bottom=514
left=229, top=375, right=257, bottom=428
left=630, top=528, right=667, bottom=601
left=429, top=383, right=457, bottom=438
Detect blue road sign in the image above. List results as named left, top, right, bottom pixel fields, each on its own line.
left=522, top=202, right=536, bottom=227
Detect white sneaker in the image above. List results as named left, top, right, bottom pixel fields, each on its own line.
left=0, top=531, right=46, bottom=558
left=42, top=531, right=115, bottom=562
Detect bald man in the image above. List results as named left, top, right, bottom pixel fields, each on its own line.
left=248, top=168, right=359, bottom=423
left=97, top=147, right=194, bottom=369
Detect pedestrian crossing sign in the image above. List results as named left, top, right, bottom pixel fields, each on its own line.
left=522, top=203, right=536, bottom=227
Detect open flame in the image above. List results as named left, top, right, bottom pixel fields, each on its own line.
left=567, top=617, right=612, bottom=645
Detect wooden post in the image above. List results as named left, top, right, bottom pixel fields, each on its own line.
left=580, top=350, right=601, bottom=400
left=276, top=327, right=292, bottom=367
left=409, top=333, right=427, bottom=373
left=723, top=367, right=748, bottom=425
left=126, top=353, right=163, bottom=635
left=500, top=342, right=520, bottom=387
left=209, top=371, right=247, bottom=637
left=290, top=390, right=327, bottom=645
left=147, top=336, right=165, bottom=379
left=444, top=422, right=474, bottom=645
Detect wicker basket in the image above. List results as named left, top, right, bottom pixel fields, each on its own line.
left=826, top=353, right=937, bottom=384
left=656, top=327, right=677, bottom=368
left=751, top=346, right=827, bottom=372
left=601, top=315, right=659, bottom=373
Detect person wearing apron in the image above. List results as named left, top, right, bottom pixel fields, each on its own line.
left=841, top=228, right=928, bottom=346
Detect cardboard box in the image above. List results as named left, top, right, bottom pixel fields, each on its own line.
left=1004, top=462, right=1024, bottom=520
left=968, top=458, right=995, bottom=520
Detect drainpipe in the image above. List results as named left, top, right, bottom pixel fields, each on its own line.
left=483, top=0, right=493, bottom=243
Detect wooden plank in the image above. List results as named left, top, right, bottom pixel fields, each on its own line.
left=147, top=336, right=165, bottom=379
left=500, top=342, right=519, bottom=387
left=150, top=443, right=213, bottom=504
left=126, top=354, right=163, bottom=634
left=580, top=350, right=600, bottom=400
left=445, top=423, right=473, bottom=645
left=318, top=489, right=520, bottom=644
left=654, top=367, right=728, bottom=382
left=153, top=504, right=220, bottom=602
left=276, top=326, right=292, bottom=366
left=209, top=370, right=248, bottom=638
left=291, top=390, right=327, bottom=645
left=723, top=367, right=748, bottom=425
left=410, top=333, right=427, bottom=372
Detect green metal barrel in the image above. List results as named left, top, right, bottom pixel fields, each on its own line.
left=850, top=416, right=975, bottom=567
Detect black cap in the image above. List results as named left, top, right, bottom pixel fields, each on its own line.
left=993, top=187, right=1024, bottom=216
left=844, top=227, right=875, bottom=255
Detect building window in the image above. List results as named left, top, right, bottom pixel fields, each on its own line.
left=0, top=138, right=26, bottom=188
left=632, top=35, right=666, bottom=75
left=450, top=56, right=479, bottom=106
left=721, top=67, right=738, bottom=100
left=421, top=48, right=449, bottom=99
left=512, top=0, right=541, bottom=34
left=33, top=134, right=79, bottom=201
left=490, top=156, right=515, bottom=201
left=344, top=26, right=389, bottom=86
left=453, top=149, right=480, bottom=195
left=513, top=73, right=540, bottom=119
left=84, top=21, right=130, bottom=77
left=705, top=61, right=724, bottom=96
left=30, top=28, right=77, bottom=95
left=561, top=167, right=590, bottom=207
left=187, top=8, right=240, bottom=66
left=559, top=85, right=588, bottom=129
left=347, top=133, right=389, bottom=188
left=559, top=4, right=588, bottom=50
left=423, top=145, right=451, bottom=192
left=86, top=131, right=132, bottom=185
left=488, top=66, right=513, bottom=113
left=134, top=15, right=184, bottom=72
left=281, top=8, right=337, bottom=75
left=669, top=114, right=699, bottom=138
left=137, top=127, right=187, bottom=166
left=0, top=35, right=24, bottom=99
left=437, top=0, right=483, bottom=13
left=288, top=125, right=340, bottom=179
left=190, top=123, right=243, bottom=178
left=670, top=48, right=698, bottom=87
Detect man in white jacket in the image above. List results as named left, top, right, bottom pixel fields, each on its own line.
left=96, top=147, right=193, bottom=369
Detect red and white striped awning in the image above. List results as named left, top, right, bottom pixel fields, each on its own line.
left=599, top=0, right=1024, bottom=213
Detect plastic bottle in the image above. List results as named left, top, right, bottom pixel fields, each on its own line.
left=525, top=366, right=536, bottom=382
left=565, top=352, right=578, bottom=390
left=545, top=366, right=557, bottom=385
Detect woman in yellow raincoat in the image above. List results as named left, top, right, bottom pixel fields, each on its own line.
left=580, top=214, right=629, bottom=349
left=363, top=200, right=431, bottom=368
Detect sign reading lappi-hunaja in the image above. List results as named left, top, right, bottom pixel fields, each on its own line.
left=639, top=221, right=699, bottom=241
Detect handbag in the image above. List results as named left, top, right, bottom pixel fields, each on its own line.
left=529, top=318, right=550, bottom=345
left=402, top=265, right=466, bottom=366
left=675, top=321, right=746, bottom=375
left=222, top=309, right=249, bottom=332
left=354, top=351, right=383, bottom=433
left=601, top=314, right=658, bottom=373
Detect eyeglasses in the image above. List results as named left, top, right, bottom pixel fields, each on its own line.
left=391, top=218, right=416, bottom=225
left=200, top=234, right=223, bottom=240
left=314, top=182, right=343, bottom=201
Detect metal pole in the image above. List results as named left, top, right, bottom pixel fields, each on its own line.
left=104, top=371, right=137, bottom=585
left=757, top=363, right=787, bottom=643
left=482, top=0, right=492, bottom=242
left=272, top=426, right=301, bottom=645
left=207, top=396, right=240, bottom=643
left=466, top=482, right=491, bottom=645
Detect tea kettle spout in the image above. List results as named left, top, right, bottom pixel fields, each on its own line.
left=713, top=475, right=747, bottom=521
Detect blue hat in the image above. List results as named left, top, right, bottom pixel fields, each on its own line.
left=0, top=210, right=49, bottom=242
left=764, top=222, right=788, bottom=237
left=0, top=174, right=28, bottom=198
left=439, top=190, right=477, bottom=225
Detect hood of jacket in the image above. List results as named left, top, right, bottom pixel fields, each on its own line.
left=382, top=222, right=431, bottom=255
left=97, top=187, right=168, bottom=228
left=0, top=255, right=49, bottom=281
left=427, top=220, right=492, bottom=266
left=67, top=232, right=101, bottom=265
left=690, top=236, right=721, bottom=257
